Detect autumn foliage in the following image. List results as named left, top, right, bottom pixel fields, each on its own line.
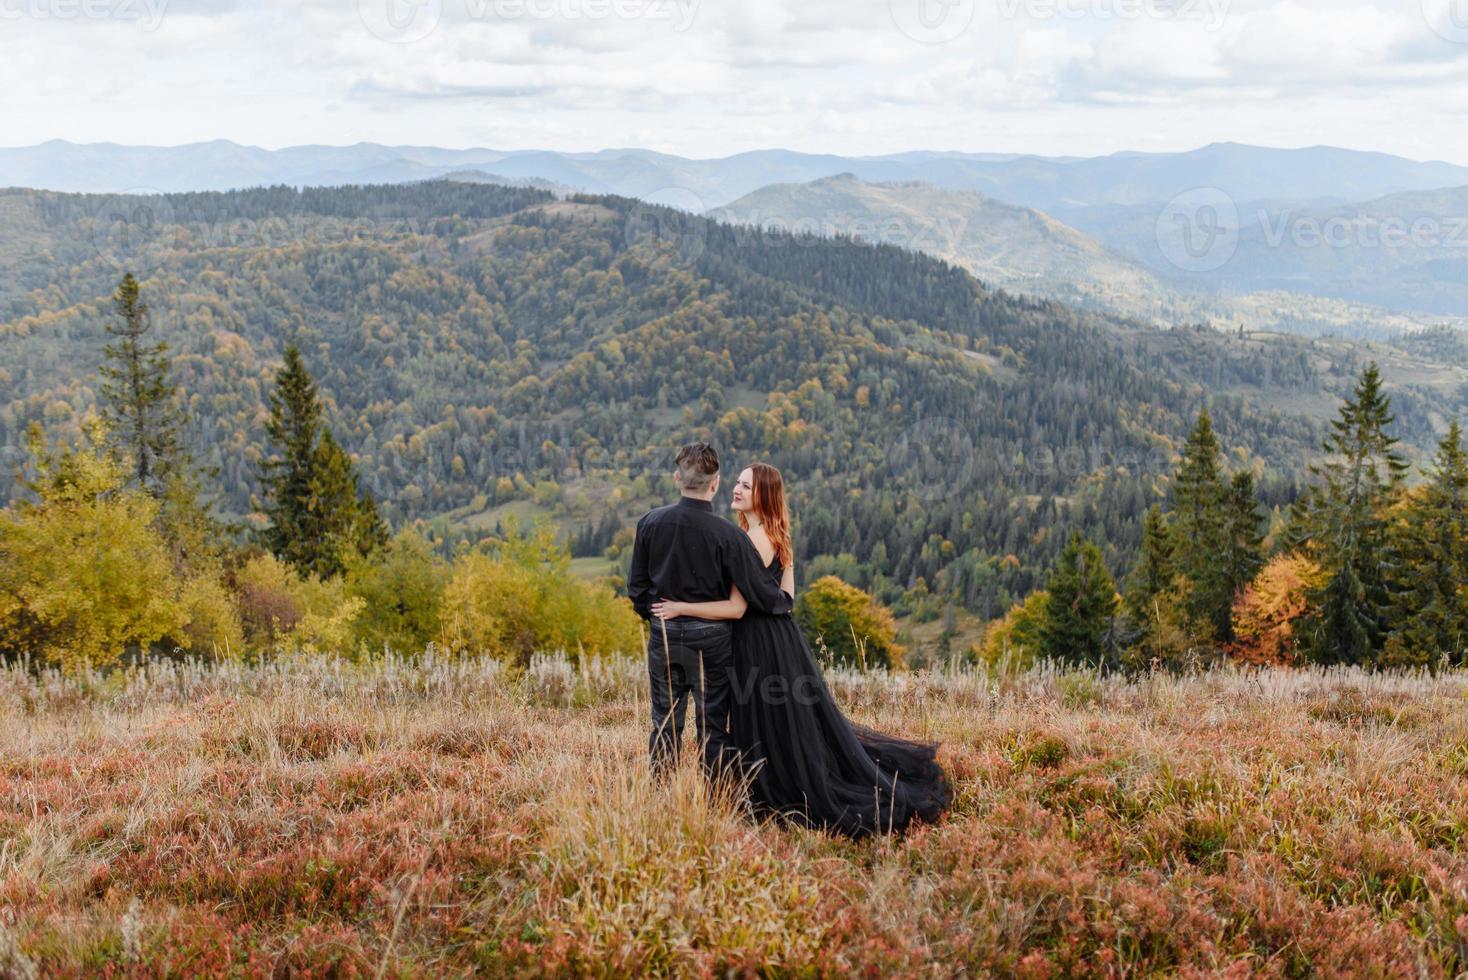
left=3, top=655, right=1466, bottom=975
left=1229, top=554, right=1328, bottom=666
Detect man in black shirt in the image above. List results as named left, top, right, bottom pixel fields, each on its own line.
left=627, top=443, right=793, bottom=782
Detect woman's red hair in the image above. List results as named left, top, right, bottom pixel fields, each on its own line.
left=738, top=461, right=793, bottom=568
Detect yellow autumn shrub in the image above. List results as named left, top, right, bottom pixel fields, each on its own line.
left=233, top=552, right=365, bottom=655
left=0, top=425, right=187, bottom=673
left=441, top=523, right=641, bottom=664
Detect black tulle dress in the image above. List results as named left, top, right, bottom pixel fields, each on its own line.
left=729, top=559, right=951, bottom=838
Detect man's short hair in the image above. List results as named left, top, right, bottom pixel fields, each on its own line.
left=675, top=442, right=720, bottom=492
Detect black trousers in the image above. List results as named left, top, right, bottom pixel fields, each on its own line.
left=646, top=617, right=736, bottom=781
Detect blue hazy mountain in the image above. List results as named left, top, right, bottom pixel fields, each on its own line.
left=5, top=140, right=1466, bottom=213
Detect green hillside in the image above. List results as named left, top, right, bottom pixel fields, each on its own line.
left=2, top=181, right=1466, bottom=616
left=713, top=174, right=1172, bottom=318
left=717, top=174, right=1463, bottom=338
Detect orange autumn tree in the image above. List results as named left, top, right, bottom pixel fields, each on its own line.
left=1229, top=554, right=1327, bottom=666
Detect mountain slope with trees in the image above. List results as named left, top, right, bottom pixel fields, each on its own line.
left=3, top=180, right=1467, bottom=624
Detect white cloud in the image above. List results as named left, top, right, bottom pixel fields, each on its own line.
left=0, top=0, right=1463, bottom=161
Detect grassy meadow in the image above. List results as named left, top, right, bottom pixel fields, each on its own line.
left=3, top=653, right=1468, bottom=977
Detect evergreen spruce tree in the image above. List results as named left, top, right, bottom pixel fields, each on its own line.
left=1280, top=487, right=1317, bottom=554
left=99, top=273, right=185, bottom=494
left=354, top=488, right=390, bottom=559
left=1121, top=504, right=1197, bottom=668
left=259, top=344, right=385, bottom=578
left=1169, top=409, right=1233, bottom=639
left=1299, top=363, right=1407, bottom=665
left=1039, top=531, right=1118, bottom=667
left=1216, top=471, right=1265, bottom=640
left=98, top=272, right=225, bottom=567
left=260, top=344, right=320, bottom=571
left=1383, top=420, right=1468, bottom=669
left=1123, top=504, right=1175, bottom=626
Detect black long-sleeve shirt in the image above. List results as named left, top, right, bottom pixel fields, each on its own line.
left=626, top=496, right=793, bottom=621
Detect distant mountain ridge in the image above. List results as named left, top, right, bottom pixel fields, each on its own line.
left=1055, top=183, right=1468, bottom=319
left=5, top=140, right=1467, bottom=212
left=714, top=174, right=1468, bottom=334
left=713, top=174, right=1170, bottom=316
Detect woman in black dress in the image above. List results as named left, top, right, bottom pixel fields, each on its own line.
left=651, top=462, right=949, bottom=838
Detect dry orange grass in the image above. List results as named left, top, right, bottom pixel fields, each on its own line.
left=2, top=653, right=1467, bottom=977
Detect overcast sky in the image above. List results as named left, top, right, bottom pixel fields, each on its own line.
left=3, top=0, right=1467, bottom=162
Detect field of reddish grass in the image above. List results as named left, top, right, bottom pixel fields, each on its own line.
left=2, top=653, right=1467, bottom=977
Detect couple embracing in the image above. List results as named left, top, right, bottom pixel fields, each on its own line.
left=626, top=443, right=950, bottom=838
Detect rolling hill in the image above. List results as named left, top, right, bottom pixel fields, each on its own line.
left=2, top=180, right=1466, bottom=614
left=713, top=174, right=1465, bottom=336
left=712, top=175, right=1171, bottom=317
left=8, top=140, right=1463, bottom=334
left=1063, top=185, right=1468, bottom=319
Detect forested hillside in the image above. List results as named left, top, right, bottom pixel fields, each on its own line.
left=713, top=174, right=1174, bottom=321
left=3, top=181, right=1466, bottom=617
left=713, top=175, right=1460, bottom=338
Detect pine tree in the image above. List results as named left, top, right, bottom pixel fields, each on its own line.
left=1172, top=409, right=1225, bottom=551
left=310, top=430, right=388, bottom=576
left=1298, top=363, right=1407, bottom=665
left=1039, top=531, right=1118, bottom=667
left=1383, top=420, right=1468, bottom=669
left=1123, top=505, right=1174, bottom=626
left=259, top=345, right=385, bottom=578
left=1216, top=471, right=1265, bottom=641
left=99, top=273, right=185, bottom=494
left=260, top=344, right=320, bottom=571
left=1169, top=409, right=1232, bottom=639
left=354, top=489, right=390, bottom=559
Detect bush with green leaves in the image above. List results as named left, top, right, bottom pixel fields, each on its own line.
left=794, top=575, right=905, bottom=670
left=441, top=523, right=642, bottom=664
left=0, top=423, right=189, bottom=673
left=345, top=529, right=448, bottom=654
